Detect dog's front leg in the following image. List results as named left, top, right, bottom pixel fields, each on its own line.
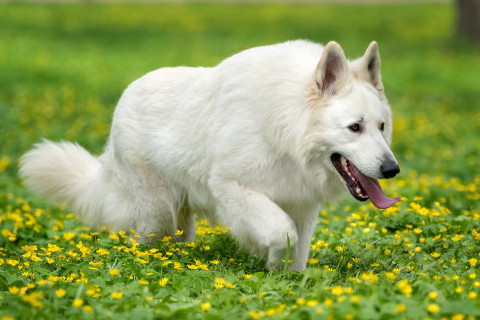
left=209, top=179, right=298, bottom=270
left=288, top=205, right=320, bottom=271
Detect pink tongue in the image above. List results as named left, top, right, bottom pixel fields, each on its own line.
left=352, top=166, right=401, bottom=209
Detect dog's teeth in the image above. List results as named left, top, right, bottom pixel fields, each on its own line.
left=341, top=157, right=347, bottom=166
left=355, top=187, right=361, bottom=194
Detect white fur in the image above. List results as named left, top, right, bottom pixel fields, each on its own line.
left=20, top=40, right=397, bottom=271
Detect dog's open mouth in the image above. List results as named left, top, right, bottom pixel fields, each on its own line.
left=331, top=153, right=401, bottom=209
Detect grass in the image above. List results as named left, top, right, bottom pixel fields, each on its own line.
left=0, top=2, right=479, bottom=319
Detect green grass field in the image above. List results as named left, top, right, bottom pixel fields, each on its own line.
left=0, top=2, right=479, bottom=319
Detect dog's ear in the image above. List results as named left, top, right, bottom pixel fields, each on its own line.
left=315, top=41, right=349, bottom=97
left=356, top=41, right=383, bottom=92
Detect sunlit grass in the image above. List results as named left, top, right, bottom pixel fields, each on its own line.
left=0, top=2, right=479, bottom=319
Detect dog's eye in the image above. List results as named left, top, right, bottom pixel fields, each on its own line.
left=348, top=123, right=362, bottom=133
left=380, top=123, right=385, bottom=132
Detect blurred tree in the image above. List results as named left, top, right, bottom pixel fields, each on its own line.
left=457, top=0, right=480, bottom=42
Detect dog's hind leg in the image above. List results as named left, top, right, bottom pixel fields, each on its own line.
left=176, top=200, right=196, bottom=242
left=97, top=148, right=186, bottom=243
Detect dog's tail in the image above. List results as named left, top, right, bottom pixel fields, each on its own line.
left=19, top=140, right=106, bottom=226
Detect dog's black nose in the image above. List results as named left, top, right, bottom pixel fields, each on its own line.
left=380, top=159, right=400, bottom=178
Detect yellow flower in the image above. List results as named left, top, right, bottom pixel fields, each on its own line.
left=306, top=300, right=318, bottom=307
left=266, top=304, right=286, bottom=316
left=138, top=279, right=149, bottom=285
left=88, top=260, right=103, bottom=267
left=428, top=291, right=438, bottom=299
left=451, top=234, right=464, bottom=241
left=248, top=311, right=264, bottom=319
left=22, top=292, right=44, bottom=308
left=96, top=248, right=110, bottom=256
left=83, top=305, right=93, bottom=313
left=55, top=289, right=67, bottom=298
left=72, top=298, right=84, bottom=307
left=385, top=272, right=396, bottom=281
left=468, top=291, right=477, bottom=299
left=468, top=258, right=478, bottom=267
left=395, top=304, right=406, bottom=313
left=361, top=272, right=378, bottom=284
left=111, top=292, right=123, bottom=299
left=109, top=268, right=120, bottom=277
left=243, top=274, right=253, bottom=280
left=9, top=287, right=19, bottom=295
left=331, top=286, right=343, bottom=296
left=324, top=298, right=334, bottom=306
left=200, top=302, right=211, bottom=311
left=427, top=303, right=440, bottom=314
left=76, top=242, right=91, bottom=258
left=6, top=259, right=20, bottom=266
left=397, top=279, right=412, bottom=298
left=47, top=243, right=63, bottom=252
left=158, top=277, right=169, bottom=287
left=214, top=278, right=235, bottom=289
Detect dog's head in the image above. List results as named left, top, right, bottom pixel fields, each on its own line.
left=305, top=41, right=401, bottom=209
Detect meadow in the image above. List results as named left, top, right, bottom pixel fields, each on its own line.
left=0, top=2, right=479, bottom=319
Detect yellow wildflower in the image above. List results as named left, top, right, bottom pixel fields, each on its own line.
left=468, top=258, right=478, bottom=267
left=158, top=277, right=169, bottom=287
left=83, top=305, right=93, bottom=313
left=395, top=304, right=406, bottom=313
left=397, top=279, right=412, bottom=298
left=109, top=268, right=120, bottom=277
left=95, top=248, right=110, bottom=256
left=55, top=289, right=67, bottom=298
left=248, top=311, right=264, bottom=319
left=72, top=298, right=84, bottom=307
left=200, top=302, right=211, bottom=311
left=427, top=303, right=440, bottom=314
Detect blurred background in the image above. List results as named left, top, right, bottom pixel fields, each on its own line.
left=0, top=0, right=478, bottom=200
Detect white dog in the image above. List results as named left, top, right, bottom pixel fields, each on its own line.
left=20, top=40, right=400, bottom=271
